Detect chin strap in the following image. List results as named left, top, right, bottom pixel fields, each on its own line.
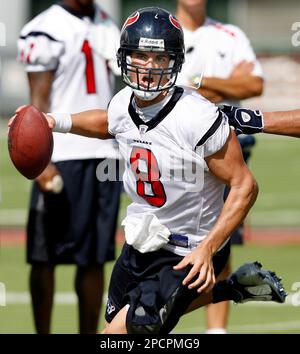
left=133, top=89, right=161, bottom=101
left=132, top=78, right=175, bottom=101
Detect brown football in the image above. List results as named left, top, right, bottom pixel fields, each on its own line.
left=8, top=105, right=53, bottom=179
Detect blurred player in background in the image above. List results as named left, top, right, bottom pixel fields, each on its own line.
left=18, top=0, right=120, bottom=333
left=176, top=0, right=264, bottom=334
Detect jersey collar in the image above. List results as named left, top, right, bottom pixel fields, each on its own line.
left=128, top=86, right=184, bottom=132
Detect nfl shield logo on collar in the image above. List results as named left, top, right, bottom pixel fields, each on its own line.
left=139, top=125, right=148, bottom=134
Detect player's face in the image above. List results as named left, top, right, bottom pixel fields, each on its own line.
left=129, top=51, right=171, bottom=91
left=75, top=0, right=94, bottom=7
left=177, top=0, right=207, bottom=9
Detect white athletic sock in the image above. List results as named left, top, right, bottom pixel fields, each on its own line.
left=205, top=328, right=227, bottom=334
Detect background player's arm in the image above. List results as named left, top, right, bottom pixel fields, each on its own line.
left=200, top=74, right=263, bottom=101
left=198, top=28, right=264, bottom=103
left=28, top=71, right=54, bottom=112
left=196, top=87, right=224, bottom=103
left=199, top=60, right=263, bottom=103
left=263, top=110, right=300, bottom=137
left=174, top=130, right=258, bottom=292
left=28, top=71, right=62, bottom=192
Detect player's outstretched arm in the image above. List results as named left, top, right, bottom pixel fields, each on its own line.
left=9, top=107, right=112, bottom=139
left=48, top=109, right=113, bottom=139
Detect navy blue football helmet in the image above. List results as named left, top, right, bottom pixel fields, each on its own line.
left=117, top=7, right=185, bottom=97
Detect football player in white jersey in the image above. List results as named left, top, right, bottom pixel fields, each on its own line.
left=18, top=0, right=121, bottom=334
left=13, top=7, right=287, bottom=334
left=176, top=0, right=263, bottom=105
left=175, top=0, right=264, bottom=334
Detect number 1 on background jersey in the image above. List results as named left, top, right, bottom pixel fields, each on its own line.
left=81, top=39, right=97, bottom=94
left=130, top=147, right=166, bottom=207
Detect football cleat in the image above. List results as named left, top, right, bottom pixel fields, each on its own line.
left=228, top=261, right=287, bottom=303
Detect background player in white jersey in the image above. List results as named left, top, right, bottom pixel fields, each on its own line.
left=175, top=0, right=264, bottom=334
left=18, top=0, right=121, bottom=334
left=33, top=7, right=286, bottom=334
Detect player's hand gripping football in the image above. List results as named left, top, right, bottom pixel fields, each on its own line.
left=8, top=105, right=56, bottom=131
left=173, top=241, right=216, bottom=293
left=8, top=106, right=63, bottom=193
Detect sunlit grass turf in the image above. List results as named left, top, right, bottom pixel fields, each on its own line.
left=0, top=243, right=299, bottom=333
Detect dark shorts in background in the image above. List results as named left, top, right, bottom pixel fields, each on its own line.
left=27, top=159, right=121, bottom=266
left=224, top=135, right=256, bottom=245
left=105, top=241, right=230, bottom=333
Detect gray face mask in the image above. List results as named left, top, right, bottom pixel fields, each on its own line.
left=124, top=55, right=176, bottom=102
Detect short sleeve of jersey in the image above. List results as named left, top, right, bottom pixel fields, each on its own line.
left=106, top=24, right=121, bottom=76
left=178, top=90, right=230, bottom=158
left=107, top=87, right=132, bottom=136
left=228, top=25, right=263, bottom=78
left=200, top=112, right=230, bottom=157
left=18, top=33, right=64, bottom=72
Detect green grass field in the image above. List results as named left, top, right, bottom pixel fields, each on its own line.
left=0, top=243, right=300, bottom=333
left=1, top=118, right=300, bottom=333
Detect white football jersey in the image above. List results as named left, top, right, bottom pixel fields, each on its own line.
left=177, top=17, right=263, bottom=107
left=18, top=3, right=120, bottom=161
left=108, top=86, right=230, bottom=256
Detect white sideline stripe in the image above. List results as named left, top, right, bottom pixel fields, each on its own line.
left=231, top=320, right=300, bottom=333
left=177, top=320, right=300, bottom=334
left=0, top=209, right=27, bottom=225
left=6, top=292, right=77, bottom=305
left=5, top=292, right=109, bottom=305
left=230, top=320, right=300, bottom=333
left=1, top=209, right=300, bottom=226
left=4, top=292, right=296, bottom=306
left=251, top=210, right=300, bottom=226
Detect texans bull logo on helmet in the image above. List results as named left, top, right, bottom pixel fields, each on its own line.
left=169, top=14, right=182, bottom=31
left=122, top=11, right=140, bottom=31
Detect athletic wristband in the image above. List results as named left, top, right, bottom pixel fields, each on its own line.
left=49, top=113, right=72, bottom=133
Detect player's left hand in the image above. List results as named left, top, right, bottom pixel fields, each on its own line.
left=8, top=106, right=28, bottom=131
left=173, top=242, right=216, bottom=293
left=8, top=106, right=55, bottom=131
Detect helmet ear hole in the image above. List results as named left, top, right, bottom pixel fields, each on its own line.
left=118, top=7, right=185, bottom=94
